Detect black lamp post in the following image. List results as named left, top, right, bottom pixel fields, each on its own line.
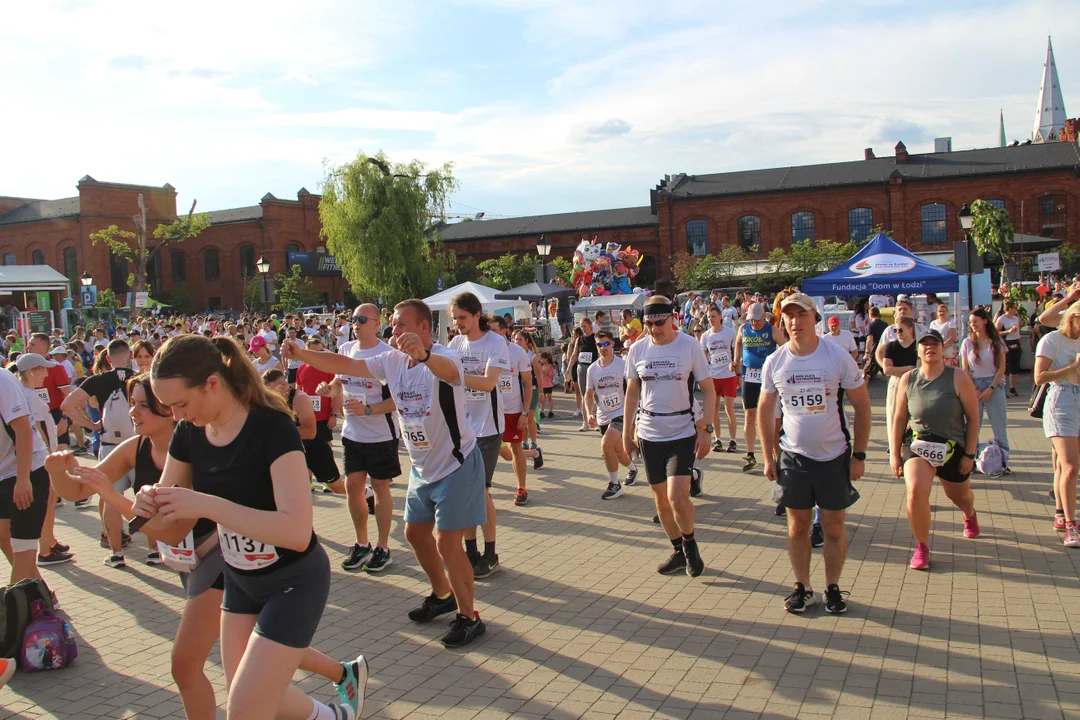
left=536, top=235, right=552, bottom=284
left=958, top=204, right=974, bottom=314
left=256, top=255, right=271, bottom=309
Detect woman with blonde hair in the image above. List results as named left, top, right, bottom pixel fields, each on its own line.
left=1035, top=301, right=1080, bottom=547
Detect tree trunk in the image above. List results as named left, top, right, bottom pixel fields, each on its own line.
left=131, top=194, right=148, bottom=320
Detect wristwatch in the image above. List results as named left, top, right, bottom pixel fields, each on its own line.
left=962, top=450, right=975, bottom=459
left=698, top=423, right=714, bottom=433
left=852, top=451, right=867, bottom=461
left=364, top=405, right=373, bottom=416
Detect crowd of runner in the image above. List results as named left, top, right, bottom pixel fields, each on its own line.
left=0, top=278, right=1075, bottom=716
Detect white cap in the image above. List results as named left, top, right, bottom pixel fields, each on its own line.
left=747, top=303, right=765, bottom=321
left=16, top=354, right=57, bottom=371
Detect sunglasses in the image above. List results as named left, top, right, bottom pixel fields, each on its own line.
left=643, top=318, right=670, bottom=328
left=596, top=341, right=612, bottom=348
left=351, top=316, right=372, bottom=324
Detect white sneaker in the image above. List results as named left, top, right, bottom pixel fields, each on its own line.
left=1065, top=524, right=1080, bottom=548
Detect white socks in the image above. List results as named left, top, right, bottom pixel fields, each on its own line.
left=608, top=471, right=619, bottom=483
left=308, top=699, right=355, bottom=720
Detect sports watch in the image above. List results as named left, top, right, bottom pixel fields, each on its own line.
left=852, top=451, right=867, bottom=461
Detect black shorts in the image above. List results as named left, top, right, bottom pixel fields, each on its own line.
left=638, top=435, right=696, bottom=485
left=476, top=434, right=502, bottom=489
left=287, top=367, right=298, bottom=385
left=598, top=416, right=624, bottom=437
left=222, top=543, right=330, bottom=649
left=49, top=407, right=70, bottom=446
left=902, top=443, right=971, bottom=484
left=742, top=381, right=762, bottom=411
left=543, top=387, right=553, bottom=395
left=1005, top=340, right=1022, bottom=375
left=0, top=466, right=51, bottom=542
left=302, top=421, right=341, bottom=483
left=777, top=450, right=860, bottom=511
left=342, top=437, right=402, bottom=480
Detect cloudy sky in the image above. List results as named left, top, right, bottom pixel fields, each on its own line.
left=2, top=0, right=1077, bottom=220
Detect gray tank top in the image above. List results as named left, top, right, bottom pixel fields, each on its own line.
left=905, top=365, right=965, bottom=444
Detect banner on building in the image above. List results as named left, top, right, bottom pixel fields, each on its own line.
left=287, top=251, right=342, bottom=276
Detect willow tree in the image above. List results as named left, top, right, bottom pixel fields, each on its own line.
left=320, top=152, right=458, bottom=305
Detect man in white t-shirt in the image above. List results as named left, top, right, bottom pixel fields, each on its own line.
left=869, top=293, right=890, bottom=309
left=623, top=296, right=716, bottom=579
left=821, top=317, right=858, bottom=361
left=283, top=328, right=306, bottom=385
left=720, top=296, right=741, bottom=330
left=584, top=329, right=638, bottom=500
left=701, top=304, right=739, bottom=453
left=759, top=293, right=871, bottom=616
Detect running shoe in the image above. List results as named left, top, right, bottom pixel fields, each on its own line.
left=441, top=612, right=486, bottom=648
left=74, top=498, right=91, bottom=508
left=810, top=524, right=824, bottom=548
left=683, top=538, right=704, bottom=578
left=37, top=550, right=73, bottom=566
left=335, top=655, right=368, bottom=717
left=103, top=553, right=126, bottom=569
left=341, top=543, right=373, bottom=571
left=689, top=467, right=703, bottom=497
left=1054, top=514, right=1067, bottom=531
left=100, top=532, right=132, bottom=548
left=711, top=439, right=723, bottom=453
left=624, top=466, right=638, bottom=486
left=54, top=497, right=64, bottom=507
left=0, top=657, right=14, bottom=689
left=824, top=584, right=849, bottom=614
left=1065, top=523, right=1080, bottom=548
left=514, top=488, right=529, bottom=506
left=742, top=454, right=757, bottom=472
left=727, top=439, right=737, bottom=453
left=50, top=541, right=70, bottom=554
left=910, top=543, right=930, bottom=570
left=408, top=592, right=457, bottom=622
left=146, top=550, right=163, bottom=566
left=784, top=583, right=817, bottom=613
left=774, top=503, right=786, bottom=516
left=963, top=512, right=981, bottom=539
left=532, top=446, right=544, bottom=470
left=364, top=546, right=392, bottom=573
left=578, top=423, right=590, bottom=432
left=652, top=514, right=660, bottom=524
left=473, top=554, right=500, bottom=579
left=601, top=482, right=623, bottom=500
left=657, top=548, right=687, bottom=575
left=1008, top=388, right=1019, bottom=397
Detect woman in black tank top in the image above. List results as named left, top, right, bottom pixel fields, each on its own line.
left=47, top=373, right=363, bottom=720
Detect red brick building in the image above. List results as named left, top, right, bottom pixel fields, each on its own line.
left=3, top=140, right=1079, bottom=312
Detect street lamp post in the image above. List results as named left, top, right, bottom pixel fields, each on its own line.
left=536, top=235, right=552, bottom=284
left=958, top=204, right=975, bottom=324
left=80, top=272, right=92, bottom=288
left=256, top=255, right=271, bottom=311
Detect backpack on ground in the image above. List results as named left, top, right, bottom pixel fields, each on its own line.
left=0, top=578, right=55, bottom=659
left=976, top=440, right=1008, bottom=477
left=100, top=369, right=135, bottom=445
left=20, top=599, right=76, bottom=671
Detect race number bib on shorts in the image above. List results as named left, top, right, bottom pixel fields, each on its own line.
left=744, top=367, right=762, bottom=384
left=782, top=370, right=827, bottom=416
left=310, top=396, right=322, bottom=412
left=217, top=526, right=279, bottom=571
left=402, top=421, right=430, bottom=451
left=498, top=374, right=514, bottom=394
left=578, top=352, right=593, bottom=364
left=157, top=531, right=197, bottom=569
left=598, top=392, right=622, bottom=413
left=911, top=438, right=948, bottom=467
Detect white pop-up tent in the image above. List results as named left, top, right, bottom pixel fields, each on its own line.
left=423, top=281, right=531, bottom=344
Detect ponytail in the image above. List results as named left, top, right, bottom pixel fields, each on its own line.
left=151, top=335, right=291, bottom=416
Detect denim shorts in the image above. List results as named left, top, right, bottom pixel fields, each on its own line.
left=404, top=445, right=487, bottom=531
left=1044, top=384, right=1080, bottom=438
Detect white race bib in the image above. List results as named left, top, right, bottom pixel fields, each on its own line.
left=598, top=392, right=623, bottom=413
left=402, top=420, right=430, bottom=451
left=36, top=388, right=51, bottom=404
left=911, top=438, right=948, bottom=467
left=784, top=384, right=826, bottom=416
left=310, top=396, right=322, bottom=412
left=710, top=351, right=730, bottom=370
left=157, top=531, right=197, bottom=570
left=217, top=526, right=279, bottom=571
left=498, top=374, right=514, bottom=394
left=578, top=352, right=593, bottom=364
left=744, top=367, right=762, bottom=384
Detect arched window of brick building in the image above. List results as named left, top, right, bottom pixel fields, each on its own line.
left=737, top=216, right=761, bottom=251
left=2, top=252, right=15, bottom=265
left=986, top=199, right=1006, bottom=210
left=285, top=243, right=300, bottom=268
left=920, top=203, right=947, bottom=244
left=31, top=250, right=45, bottom=265
left=1039, top=195, right=1067, bottom=238
left=238, top=245, right=256, bottom=279
left=171, top=251, right=186, bottom=283
left=62, top=247, right=79, bottom=295
left=110, top=253, right=128, bottom=294
left=686, top=219, right=709, bottom=257
left=848, top=208, right=873, bottom=244
left=204, top=248, right=220, bottom=281
left=791, top=211, right=816, bottom=246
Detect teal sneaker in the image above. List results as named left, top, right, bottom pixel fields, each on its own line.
left=335, top=655, right=368, bottom=716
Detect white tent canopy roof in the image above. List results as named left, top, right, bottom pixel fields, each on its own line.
left=0, top=265, right=71, bottom=293
left=423, top=281, right=531, bottom=311
left=572, top=293, right=646, bottom=313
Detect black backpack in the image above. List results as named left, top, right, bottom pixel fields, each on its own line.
left=0, top=578, right=55, bottom=659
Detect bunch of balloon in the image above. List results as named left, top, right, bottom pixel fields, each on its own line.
left=570, top=237, right=644, bottom=297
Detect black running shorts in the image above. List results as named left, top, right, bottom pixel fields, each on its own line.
left=342, top=437, right=402, bottom=480
left=598, top=416, right=624, bottom=437
left=777, top=450, right=860, bottom=511
left=742, top=381, right=762, bottom=411
left=638, top=435, right=696, bottom=486
left=476, top=434, right=502, bottom=489
left=0, top=467, right=51, bottom=542
left=303, top=421, right=341, bottom=483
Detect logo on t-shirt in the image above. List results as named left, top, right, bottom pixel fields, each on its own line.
left=641, top=357, right=683, bottom=382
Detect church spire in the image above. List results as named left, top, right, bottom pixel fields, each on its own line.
left=1000, top=109, right=1007, bottom=147
left=1033, top=35, right=1066, bottom=143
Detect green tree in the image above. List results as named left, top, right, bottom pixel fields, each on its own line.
left=320, top=151, right=458, bottom=306
left=476, top=253, right=539, bottom=290
left=165, top=283, right=195, bottom=314
left=90, top=195, right=210, bottom=317
left=551, top=256, right=575, bottom=286
left=96, top=288, right=122, bottom=309
left=970, top=199, right=1015, bottom=267
left=671, top=251, right=700, bottom=291
left=273, top=265, right=322, bottom=314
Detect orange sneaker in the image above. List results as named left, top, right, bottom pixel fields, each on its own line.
left=514, top=488, right=529, bottom=506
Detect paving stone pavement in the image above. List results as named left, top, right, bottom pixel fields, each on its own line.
left=2, top=377, right=1079, bottom=719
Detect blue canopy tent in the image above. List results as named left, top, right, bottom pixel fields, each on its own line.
left=802, top=233, right=959, bottom=296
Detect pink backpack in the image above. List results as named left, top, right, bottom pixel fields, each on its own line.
left=20, top=600, right=77, bottom=671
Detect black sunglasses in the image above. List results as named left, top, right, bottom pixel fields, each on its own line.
left=643, top=318, right=670, bottom=328
left=351, top=316, right=372, bottom=324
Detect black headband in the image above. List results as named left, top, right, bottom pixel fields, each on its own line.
left=643, top=303, right=674, bottom=319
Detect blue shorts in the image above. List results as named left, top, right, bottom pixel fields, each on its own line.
left=404, top=445, right=487, bottom=531
left=1044, top=384, right=1080, bottom=438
